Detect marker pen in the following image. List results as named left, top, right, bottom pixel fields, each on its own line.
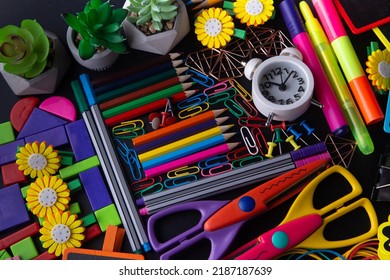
left=311, top=0, right=384, bottom=125
left=279, top=0, right=348, bottom=136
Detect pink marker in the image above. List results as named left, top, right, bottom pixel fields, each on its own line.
left=279, top=0, right=348, bottom=136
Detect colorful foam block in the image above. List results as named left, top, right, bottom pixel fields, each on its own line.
left=17, top=108, right=68, bottom=140
left=0, top=222, right=40, bottom=251
left=59, top=155, right=100, bottom=180
left=0, top=184, right=30, bottom=232
left=0, top=249, right=11, bottom=260
left=65, top=119, right=95, bottom=161
left=69, top=202, right=81, bottom=215
left=84, top=223, right=103, bottom=243
left=102, top=225, right=125, bottom=252
left=39, top=96, right=77, bottom=122
left=1, top=163, right=27, bottom=186
left=10, top=236, right=38, bottom=260
left=79, top=167, right=112, bottom=211
left=24, top=125, right=69, bottom=148
left=94, top=204, right=122, bottom=232
left=81, top=213, right=97, bottom=227
left=0, top=139, right=25, bottom=166
left=0, top=121, right=15, bottom=145
left=10, top=96, right=40, bottom=132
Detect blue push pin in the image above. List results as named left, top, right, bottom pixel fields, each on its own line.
left=287, top=125, right=308, bottom=145
left=300, top=120, right=321, bottom=141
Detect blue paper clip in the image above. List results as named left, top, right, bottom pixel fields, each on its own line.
left=229, top=79, right=252, bottom=102
left=231, top=155, right=264, bottom=169
left=134, top=182, right=164, bottom=199
left=114, top=139, right=143, bottom=181
left=200, top=163, right=233, bottom=177
left=208, top=88, right=237, bottom=105
left=241, top=126, right=259, bottom=155
left=130, top=176, right=162, bottom=192
left=164, top=174, right=198, bottom=189
left=224, top=99, right=247, bottom=119
left=234, top=95, right=258, bottom=117
left=186, top=69, right=215, bottom=87
left=177, top=92, right=209, bottom=109
left=166, top=165, right=200, bottom=178
left=198, top=155, right=228, bottom=169
left=178, top=102, right=210, bottom=119
left=203, top=80, right=232, bottom=95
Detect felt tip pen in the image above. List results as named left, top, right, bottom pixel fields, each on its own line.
left=311, top=0, right=384, bottom=125
left=299, top=1, right=374, bottom=155
left=279, top=0, right=348, bottom=137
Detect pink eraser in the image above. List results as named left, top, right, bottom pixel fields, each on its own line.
left=39, top=96, right=77, bottom=122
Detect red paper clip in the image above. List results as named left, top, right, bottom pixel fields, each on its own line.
left=234, top=94, right=258, bottom=117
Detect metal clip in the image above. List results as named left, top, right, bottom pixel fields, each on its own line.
left=134, top=182, right=164, bottom=199
left=224, top=99, right=246, bottom=119
left=164, top=174, right=198, bottom=189
left=208, top=88, right=237, bottom=105
left=177, top=92, right=209, bottom=109
left=114, top=139, right=143, bottom=181
left=112, top=119, right=145, bottom=139
left=178, top=103, right=210, bottom=119
left=231, top=155, right=264, bottom=168
left=251, top=126, right=268, bottom=156
left=186, top=69, right=215, bottom=87
left=238, top=117, right=268, bottom=127
left=198, top=155, right=229, bottom=169
left=130, top=176, right=162, bottom=192
left=241, top=126, right=259, bottom=155
left=226, top=146, right=251, bottom=161
left=201, top=163, right=233, bottom=176
left=203, top=80, right=232, bottom=95
left=229, top=79, right=252, bottom=102
left=166, top=165, right=200, bottom=178
left=234, top=94, right=258, bottom=117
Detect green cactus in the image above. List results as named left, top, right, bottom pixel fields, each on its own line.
left=0, top=19, right=50, bottom=79
left=127, top=0, right=178, bottom=32
left=62, top=0, right=128, bottom=60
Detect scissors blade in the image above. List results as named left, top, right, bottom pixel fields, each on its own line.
left=204, top=159, right=329, bottom=231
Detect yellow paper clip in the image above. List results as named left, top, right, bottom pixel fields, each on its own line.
left=166, top=165, right=200, bottom=178
left=178, top=103, right=210, bottom=119
left=229, top=79, right=252, bottom=102
left=112, top=119, right=145, bottom=139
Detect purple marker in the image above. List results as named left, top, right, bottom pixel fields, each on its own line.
left=279, top=0, right=348, bottom=136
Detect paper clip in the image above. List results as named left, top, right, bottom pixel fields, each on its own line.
left=134, top=182, right=164, bottom=199
left=201, top=163, right=233, bottom=177
left=237, top=116, right=268, bottom=127
left=198, top=155, right=229, bottom=169
left=234, top=95, right=258, bottom=117
left=229, top=79, right=252, bottom=102
left=231, top=155, right=264, bottom=169
left=226, top=146, right=251, bottom=161
left=114, top=139, right=143, bottom=181
left=208, top=88, right=237, bottom=105
left=166, top=165, right=200, bottom=178
left=203, top=80, right=232, bottom=95
left=241, top=126, right=259, bottom=155
left=186, top=69, right=215, bottom=87
left=177, top=92, right=209, bottom=109
left=130, top=176, right=162, bottom=192
left=224, top=99, right=247, bottom=119
left=164, top=174, right=198, bottom=189
left=251, top=126, right=268, bottom=156
left=112, top=119, right=145, bottom=139
left=178, top=102, right=210, bottom=119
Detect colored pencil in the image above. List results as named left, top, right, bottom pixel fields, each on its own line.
left=144, top=142, right=240, bottom=178
left=96, top=66, right=188, bottom=103
left=142, top=133, right=235, bottom=169
left=134, top=116, right=229, bottom=154
left=99, top=74, right=192, bottom=111
left=132, top=109, right=227, bottom=147
left=102, top=82, right=195, bottom=119
left=104, top=90, right=196, bottom=127
left=138, top=124, right=234, bottom=162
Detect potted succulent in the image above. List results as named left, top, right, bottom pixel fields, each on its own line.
left=0, top=19, right=70, bottom=96
left=123, top=0, right=190, bottom=55
left=62, top=0, right=128, bottom=71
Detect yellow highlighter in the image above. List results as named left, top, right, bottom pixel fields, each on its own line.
left=299, top=1, right=374, bottom=155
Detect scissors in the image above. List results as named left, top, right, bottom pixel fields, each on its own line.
left=223, top=165, right=378, bottom=260
left=147, top=158, right=329, bottom=259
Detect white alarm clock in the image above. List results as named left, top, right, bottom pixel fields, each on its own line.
left=244, top=48, right=314, bottom=122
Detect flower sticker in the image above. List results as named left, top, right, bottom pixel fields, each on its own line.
left=26, top=175, right=70, bottom=218
left=233, top=0, right=274, bottom=26
left=195, top=7, right=235, bottom=49
left=366, top=48, right=390, bottom=91
left=16, top=141, right=61, bottom=179
left=40, top=211, right=85, bottom=257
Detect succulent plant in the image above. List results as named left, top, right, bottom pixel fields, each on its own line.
left=0, top=19, right=50, bottom=79
left=62, top=0, right=128, bottom=60
left=127, top=0, right=178, bottom=32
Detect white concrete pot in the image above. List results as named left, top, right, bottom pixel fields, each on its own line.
left=66, top=27, right=120, bottom=71
left=0, top=31, right=71, bottom=96
left=123, top=0, right=190, bottom=55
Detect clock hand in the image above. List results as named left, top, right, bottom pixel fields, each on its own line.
left=282, top=71, right=294, bottom=85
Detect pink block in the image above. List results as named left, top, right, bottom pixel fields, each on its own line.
left=39, top=96, right=77, bottom=122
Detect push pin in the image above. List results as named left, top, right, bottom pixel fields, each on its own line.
left=273, top=128, right=284, bottom=155
left=281, top=129, right=301, bottom=151
left=300, top=120, right=321, bottom=141
left=265, top=142, right=277, bottom=158
left=287, top=125, right=308, bottom=146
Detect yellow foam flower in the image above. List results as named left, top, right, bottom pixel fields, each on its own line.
left=40, top=211, right=85, bottom=257
left=233, top=0, right=274, bottom=26
left=366, top=48, right=390, bottom=91
left=26, top=175, right=70, bottom=218
left=16, top=141, right=61, bottom=179
left=194, top=7, right=235, bottom=49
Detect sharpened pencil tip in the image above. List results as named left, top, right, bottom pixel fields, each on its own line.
left=213, top=108, right=228, bottom=118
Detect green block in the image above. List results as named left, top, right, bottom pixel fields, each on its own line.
left=82, top=213, right=97, bottom=227
left=94, top=204, right=122, bottom=232
left=0, top=121, right=15, bottom=145
left=0, top=249, right=11, bottom=260
left=10, top=237, right=38, bottom=260
left=21, top=184, right=30, bottom=198
left=59, top=155, right=100, bottom=180
left=67, top=178, right=82, bottom=193
left=69, top=202, right=81, bottom=215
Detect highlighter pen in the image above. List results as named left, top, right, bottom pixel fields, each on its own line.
left=311, top=0, right=384, bottom=125
left=298, top=1, right=374, bottom=155
left=279, top=0, right=348, bottom=136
